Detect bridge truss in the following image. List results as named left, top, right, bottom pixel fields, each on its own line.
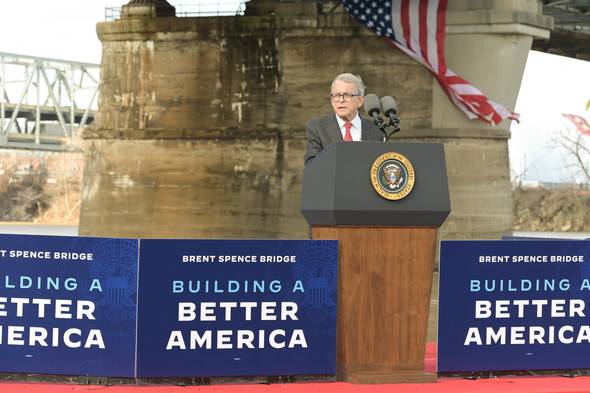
left=0, top=52, right=99, bottom=151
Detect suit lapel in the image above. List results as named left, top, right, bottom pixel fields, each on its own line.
left=361, top=117, right=383, bottom=141
left=360, top=118, right=373, bottom=141
left=325, top=115, right=343, bottom=142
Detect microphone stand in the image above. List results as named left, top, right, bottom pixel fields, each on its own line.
left=385, top=112, right=400, bottom=141
left=371, top=113, right=400, bottom=141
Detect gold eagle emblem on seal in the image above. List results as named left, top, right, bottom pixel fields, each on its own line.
left=370, top=152, right=415, bottom=200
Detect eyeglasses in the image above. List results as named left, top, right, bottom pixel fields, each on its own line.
left=330, top=93, right=361, bottom=102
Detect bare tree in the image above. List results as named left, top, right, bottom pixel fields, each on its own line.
left=554, top=131, right=590, bottom=184
left=549, top=116, right=590, bottom=186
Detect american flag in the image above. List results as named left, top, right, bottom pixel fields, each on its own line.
left=563, top=114, right=590, bottom=136
left=342, top=0, right=520, bottom=126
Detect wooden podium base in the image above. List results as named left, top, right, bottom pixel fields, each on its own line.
left=337, top=363, right=437, bottom=384
left=312, top=225, right=438, bottom=385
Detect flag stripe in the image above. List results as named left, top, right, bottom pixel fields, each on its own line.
left=435, top=0, right=447, bottom=75
left=418, top=0, right=430, bottom=70
left=342, top=0, right=520, bottom=126
left=399, top=1, right=411, bottom=49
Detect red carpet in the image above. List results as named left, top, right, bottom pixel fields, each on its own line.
left=3, top=343, right=590, bottom=393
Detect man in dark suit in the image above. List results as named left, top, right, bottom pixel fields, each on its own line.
left=304, top=73, right=384, bottom=166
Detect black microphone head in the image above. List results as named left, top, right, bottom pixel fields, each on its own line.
left=364, top=94, right=381, bottom=117
left=380, top=96, right=397, bottom=117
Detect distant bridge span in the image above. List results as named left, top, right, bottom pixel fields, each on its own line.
left=0, top=52, right=99, bottom=151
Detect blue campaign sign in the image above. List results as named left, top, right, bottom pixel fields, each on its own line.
left=438, top=240, right=590, bottom=372
left=0, top=234, right=138, bottom=377
left=136, top=239, right=338, bottom=378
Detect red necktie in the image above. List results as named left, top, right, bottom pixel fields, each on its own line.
left=344, top=122, right=353, bottom=141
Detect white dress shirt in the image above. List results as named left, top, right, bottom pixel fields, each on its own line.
left=336, top=113, right=362, bottom=141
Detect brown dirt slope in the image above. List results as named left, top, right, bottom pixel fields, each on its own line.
left=513, top=187, right=590, bottom=232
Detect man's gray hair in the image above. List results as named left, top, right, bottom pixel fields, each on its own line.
left=331, top=73, right=365, bottom=96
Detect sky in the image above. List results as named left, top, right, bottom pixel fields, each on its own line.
left=510, top=51, right=590, bottom=185
left=0, top=1, right=245, bottom=63
left=0, top=0, right=118, bottom=63
left=1, top=1, right=589, bottom=185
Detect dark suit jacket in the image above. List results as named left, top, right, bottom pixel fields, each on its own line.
left=304, top=113, right=384, bottom=166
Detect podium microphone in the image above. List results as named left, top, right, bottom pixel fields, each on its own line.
left=380, top=96, right=397, bottom=117
left=380, top=95, right=401, bottom=138
left=364, top=93, right=381, bottom=118
left=363, top=94, right=386, bottom=136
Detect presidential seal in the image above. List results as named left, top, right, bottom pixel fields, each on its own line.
left=370, top=152, right=415, bottom=200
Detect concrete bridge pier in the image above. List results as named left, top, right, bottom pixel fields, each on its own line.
left=405, top=0, right=552, bottom=241
left=79, top=0, right=551, bottom=242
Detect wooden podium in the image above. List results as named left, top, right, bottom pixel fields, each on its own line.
left=301, top=142, right=451, bottom=384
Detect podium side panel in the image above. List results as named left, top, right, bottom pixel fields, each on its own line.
left=301, top=144, right=338, bottom=225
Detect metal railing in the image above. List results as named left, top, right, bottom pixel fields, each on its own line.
left=0, top=52, right=99, bottom=150
left=105, top=1, right=248, bottom=21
